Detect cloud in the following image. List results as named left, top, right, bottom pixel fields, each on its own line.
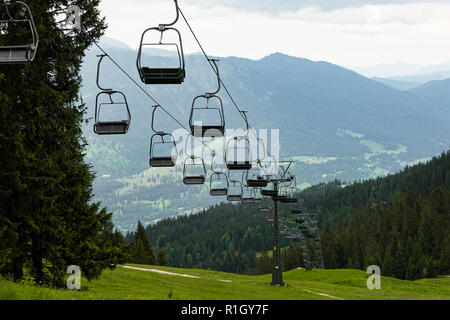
left=158, top=0, right=446, bottom=13
left=100, top=0, right=450, bottom=67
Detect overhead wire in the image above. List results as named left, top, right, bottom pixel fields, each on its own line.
left=178, top=6, right=272, bottom=161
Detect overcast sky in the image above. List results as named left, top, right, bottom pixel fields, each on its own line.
left=99, top=0, right=450, bottom=68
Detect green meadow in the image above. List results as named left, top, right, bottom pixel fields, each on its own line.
left=1, top=265, right=449, bottom=300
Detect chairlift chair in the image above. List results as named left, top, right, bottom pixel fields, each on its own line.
left=209, top=172, right=228, bottom=196
left=261, top=183, right=277, bottom=197
left=183, top=156, right=206, bottom=185
left=149, top=105, right=178, bottom=167
left=246, top=163, right=269, bottom=187
left=291, top=209, right=302, bottom=214
left=208, top=150, right=228, bottom=195
left=149, top=134, right=178, bottom=167
left=227, top=180, right=243, bottom=202
left=242, top=186, right=255, bottom=203
left=0, top=0, right=39, bottom=64
left=136, top=0, right=185, bottom=84
left=226, top=136, right=252, bottom=170
left=259, top=206, right=272, bottom=213
left=226, top=111, right=252, bottom=170
left=279, top=175, right=298, bottom=203
left=189, top=59, right=225, bottom=138
left=94, top=55, right=131, bottom=135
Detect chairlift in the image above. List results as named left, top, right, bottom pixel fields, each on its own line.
left=279, top=175, right=298, bottom=203
left=261, top=183, right=277, bottom=197
left=183, top=156, right=206, bottom=185
left=259, top=206, right=272, bottom=213
left=258, top=155, right=279, bottom=179
left=279, top=188, right=298, bottom=203
left=226, top=111, right=252, bottom=170
left=227, top=180, right=243, bottom=202
left=209, top=151, right=228, bottom=196
left=136, top=0, right=185, bottom=84
left=291, top=209, right=302, bottom=214
left=0, top=0, right=39, bottom=64
left=242, top=186, right=255, bottom=203
left=246, top=162, right=269, bottom=187
left=210, top=172, right=228, bottom=196
left=189, top=59, right=225, bottom=138
left=94, top=54, right=131, bottom=135
left=149, top=105, right=177, bottom=167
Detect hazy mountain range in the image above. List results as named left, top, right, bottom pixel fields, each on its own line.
left=80, top=38, right=450, bottom=232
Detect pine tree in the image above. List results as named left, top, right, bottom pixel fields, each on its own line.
left=321, top=226, right=337, bottom=269
left=158, top=249, right=168, bottom=266
left=0, top=0, right=128, bottom=286
left=130, top=221, right=156, bottom=265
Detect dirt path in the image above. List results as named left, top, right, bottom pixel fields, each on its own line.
left=119, top=265, right=200, bottom=278
left=302, top=288, right=344, bottom=300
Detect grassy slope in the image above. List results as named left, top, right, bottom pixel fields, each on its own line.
left=0, top=265, right=449, bottom=300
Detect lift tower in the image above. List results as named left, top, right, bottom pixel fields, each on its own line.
left=268, top=161, right=294, bottom=286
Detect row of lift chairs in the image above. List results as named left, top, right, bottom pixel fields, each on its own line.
left=92, top=0, right=259, bottom=198
left=1, top=0, right=325, bottom=269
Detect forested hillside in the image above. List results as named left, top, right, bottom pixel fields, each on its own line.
left=135, top=151, right=450, bottom=279
left=321, top=186, right=449, bottom=280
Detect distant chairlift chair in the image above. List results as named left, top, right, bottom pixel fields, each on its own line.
left=183, top=135, right=206, bottom=185
left=209, top=151, right=228, bottom=196
left=227, top=180, right=243, bottom=202
left=246, top=162, right=269, bottom=187
left=189, top=59, right=225, bottom=138
left=149, top=105, right=178, bottom=167
left=93, top=54, right=131, bottom=135
left=226, top=115, right=252, bottom=170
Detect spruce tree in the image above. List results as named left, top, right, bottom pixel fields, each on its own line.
left=157, top=249, right=168, bottom=266
left=0, top=0, right=125, bottom=286
left=131, top=221, right=156, bottom=265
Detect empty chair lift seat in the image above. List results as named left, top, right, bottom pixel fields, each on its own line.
left=210, top=188, right=228, bottom=196
left=139, top=67, right=185, bottom=85
left=227, top=194, right=242, bottom=202
left=261, top=189, right=277, bottom=197
left=192, top=125, right=224, bottom=138
left=226, top=161, right=252, bottom=171
left=183, top=175, right=205, bottom=185
left=94, top=120, right=129, bottom=135
left=0, top=44, right=37, bottom=64
left=247, top=177, right=268, bottom=187
left=150, top=156, right=176, bottom=167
